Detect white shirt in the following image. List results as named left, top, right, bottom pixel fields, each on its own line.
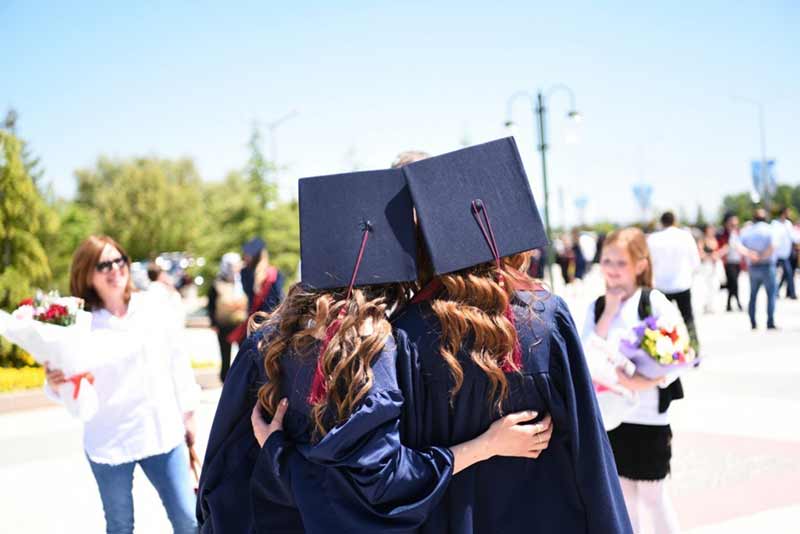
left=647, top=226, right=701, bottom=293
left=725, top=231, right=742, bottom=263
left=46, top=292, right=200, bottom=464
left=581, top=288, right=683, bottom=426
left=772, top=219, right=798, bottom=260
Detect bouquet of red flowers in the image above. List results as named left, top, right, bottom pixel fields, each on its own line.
left=15, top=294, right=84, bottom=326
left=1, top=293, right=97, bottom=420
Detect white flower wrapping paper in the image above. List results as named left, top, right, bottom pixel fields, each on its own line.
left=583, top=336, right=639, bottom=431
left=0, top=309, right=99, bottom=421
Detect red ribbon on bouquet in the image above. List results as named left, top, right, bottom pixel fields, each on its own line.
left=66, top=372, right=95, bottom=399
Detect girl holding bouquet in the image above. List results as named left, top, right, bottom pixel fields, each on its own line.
left=45, top=235, right=199, bottom=534
left=581, top=228, right=685, bottom=534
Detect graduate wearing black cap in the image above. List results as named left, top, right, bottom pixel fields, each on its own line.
left=391, top=137, right=633, bottom=533
left=227, top=237, right=286, bottom=346
left=198, top=166, right=553, bottom=533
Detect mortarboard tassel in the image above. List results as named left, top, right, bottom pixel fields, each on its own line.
left=471, top=200, right=522, bottom=372
left=410, top=278, right=444, bottom=304
left=308, top=221, right=372, bottom=405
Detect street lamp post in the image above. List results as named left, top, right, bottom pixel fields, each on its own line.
left=505, top=85, right=581, bottom=289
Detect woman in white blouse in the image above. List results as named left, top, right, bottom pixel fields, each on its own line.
left=45, top=235, right=199, bottom=534
left=581, top=228, right=684, bottom=534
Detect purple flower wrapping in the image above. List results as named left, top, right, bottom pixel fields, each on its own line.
left=632, top=324, right=646, bottom=342
left=619, top=327, right=698, bottom=379
left=621, top=347, right=697, bottom=379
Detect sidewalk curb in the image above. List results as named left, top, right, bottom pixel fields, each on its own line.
left=0, top=368, right=222, bottom=414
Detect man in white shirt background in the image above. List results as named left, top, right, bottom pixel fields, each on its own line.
left=773, top=206, right=799, bottom=300
left=741, top=208, right=779, bottom=329
left=647, top=211, right=701, bottom=352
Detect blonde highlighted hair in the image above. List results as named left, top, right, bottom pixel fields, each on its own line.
left=602, top=227, right=654, bottom=288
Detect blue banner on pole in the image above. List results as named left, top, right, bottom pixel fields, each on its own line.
left=751, top=160, right=777, bottom=195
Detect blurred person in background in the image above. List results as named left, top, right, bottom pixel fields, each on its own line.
left=579, top=230, right=598, bottom=269
left=647, top=211, right=701, bottom=352
left=741, top=208, right=779, bottom=329
left=147, top=262, right=184, bottom=328
left=527, top=247, right=547, bottom=280
left=773, top=206, right=799, bottom=300
left=697, top=224, right=721, bottom=314
left=717, top=213, right=746, bottom=312
left=45, top=235, right=199, bottom=534
left=571, top=228, right=588, bottom=281
left=554, top=233, right=575, bottom=285
left=793, top=220, right=800, bottom=292
left=228, top=238, right=285, bottom=346
left=594, top=232, right=607, bottom=264
left=207, top=253, right=248, bottom=382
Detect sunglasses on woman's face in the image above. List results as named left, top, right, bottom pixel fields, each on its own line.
left=95, top=256, right=129, bottom=273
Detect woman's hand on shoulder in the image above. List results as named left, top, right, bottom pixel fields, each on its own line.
left=251, top=398, right=289, bottom=448
left=482, top=411, right=553, bottom=459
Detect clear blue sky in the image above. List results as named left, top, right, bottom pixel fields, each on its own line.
left=2, top=1, right=798, bottom=225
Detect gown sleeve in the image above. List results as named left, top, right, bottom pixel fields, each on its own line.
left=549, top=297, right=633, bottom=534
left=251, top=334, right=454, bottom=534
left=197, top=331, right=301, bottom=533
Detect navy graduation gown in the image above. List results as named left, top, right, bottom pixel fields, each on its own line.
left=251, top=334, right=455, bottom=534
left=391, top=291, right=633, bottom=534
left=196, top=331, right=304, bottom=533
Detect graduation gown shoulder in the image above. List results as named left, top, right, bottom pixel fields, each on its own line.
left=251, top=333, right=455, bottom=534
left=391, top=290, right=632, bottom=534
left=196, top=330, right=304, bottom=533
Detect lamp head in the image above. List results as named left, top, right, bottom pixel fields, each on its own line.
left=567, top=110, right=582, bottom=123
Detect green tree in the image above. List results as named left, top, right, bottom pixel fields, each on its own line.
left=245, top=127, right=279, bottom=208
left=720, top=192, right=756, bottom=222
left=694, top=205, right=707, bottom=228
left=771, top=184, right=796, bottom=216
left=4, top=109, right=45, bottom=189
left=196, top=171, right=299, bottom=287
left=75, top=156, right=205, bottom=260
left=0, top=130, right=53, bottom=367
left=46, top=201, right=100, bottom=293
left=195, top=126, right=299, bottom=288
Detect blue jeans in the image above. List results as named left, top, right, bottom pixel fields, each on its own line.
left=777, top=257, right=797, bottom=298
left=88, top=444, right=198, bottom=534
left=748, top=263, right=776, bottom=328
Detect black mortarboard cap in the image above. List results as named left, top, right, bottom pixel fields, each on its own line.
left=243, top=237, right=266, bottom=258
left=299, top=169, right=418, bottom=290
left=403, top=137, right=547, bottom=275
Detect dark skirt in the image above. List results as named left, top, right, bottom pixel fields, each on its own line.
left=607, top=423, right=672, bottom=481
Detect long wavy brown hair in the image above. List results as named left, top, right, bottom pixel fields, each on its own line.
left=428, top=251, right=543, bottom=412
left=256, top=282, right=408, bottom=438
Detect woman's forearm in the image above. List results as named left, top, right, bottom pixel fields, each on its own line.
left=450, top=435, right=491, bottom=474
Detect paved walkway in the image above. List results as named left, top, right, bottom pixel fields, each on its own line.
left=1, top=270, right=798, bottom=532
